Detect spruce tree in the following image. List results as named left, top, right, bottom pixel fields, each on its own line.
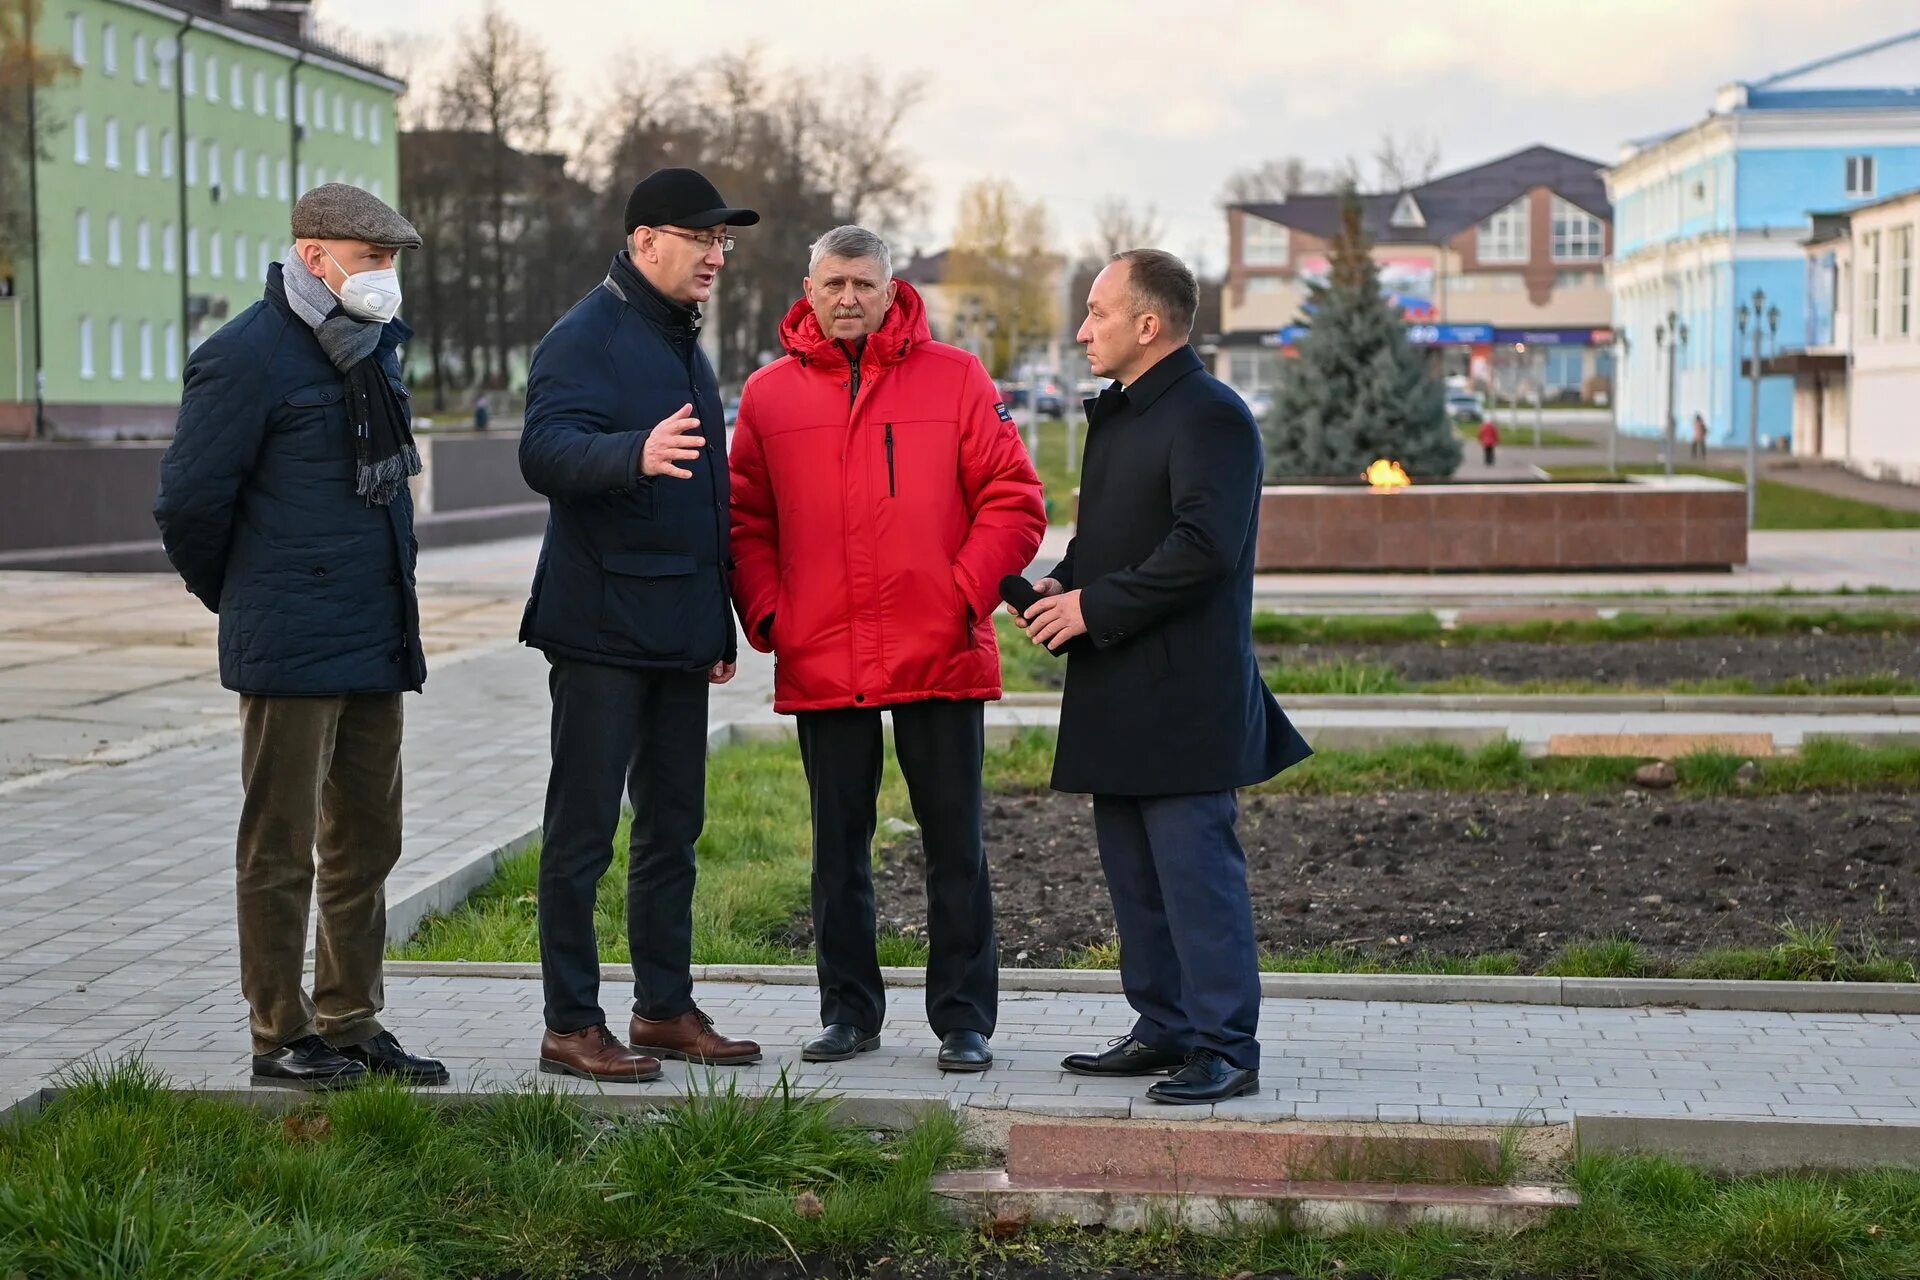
left=1263, top=189, right=1461, bottom=479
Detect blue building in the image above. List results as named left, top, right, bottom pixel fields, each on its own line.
left=1607, top=28, right=1920, bottom=449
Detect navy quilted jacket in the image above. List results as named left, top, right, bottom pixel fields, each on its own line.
left=154, top=263, right=425, bottom=696
left=517, top=251, right=735, bottom=671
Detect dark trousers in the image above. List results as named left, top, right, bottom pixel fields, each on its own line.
left=236, top=692, right=404, bottom=1056
left=538, top=658, right=708, bottom=1033
left=1092, top=790, right=1261, bottom=1070
left=1482, top=444, right=1496, bottom=466
left=795, top=699, right=996, bottom=1038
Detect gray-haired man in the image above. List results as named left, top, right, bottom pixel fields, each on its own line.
left=156, top=184, right=446, bottom=1090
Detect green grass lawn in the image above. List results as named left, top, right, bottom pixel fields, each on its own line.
left=398, top=734, right=1920, bottom=979
left=13, top=1059, right=1920, bottom=1280
left=1456, top=419, right=1589, bottom=447
left=1027, top=415, right=1080, bottom=525
left=1548, top=464, right=1920, bottom=530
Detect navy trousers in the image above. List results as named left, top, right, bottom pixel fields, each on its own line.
left=1092, top=789, right=1261, bottom=1070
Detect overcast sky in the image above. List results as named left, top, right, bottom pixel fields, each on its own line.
left=316, top=0, right=1920, bottom=269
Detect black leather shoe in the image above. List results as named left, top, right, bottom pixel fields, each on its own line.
left=1145, top=1049, right=1259, bottom=1105
left=801, top=1024, right=881, bottom=1062
left=333, top=1031, right=450, bottom=1086
left=1061, top=1035, right=1186, bottom=1077
left=937, top=1029, right=993, bottom=1072
left=251, top=1034, right=368, bottom=1091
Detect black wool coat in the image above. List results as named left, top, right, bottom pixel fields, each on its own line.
left=1048, top=345, right=1312, bottom=796
left=154, top=264, right=425, bottom=696
left=518, top=251, right=736, bottom=671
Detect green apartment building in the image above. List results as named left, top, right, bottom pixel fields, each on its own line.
left=1, top=0, right=403, bottom=437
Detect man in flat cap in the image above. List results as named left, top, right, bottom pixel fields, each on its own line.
left=518, top=166, right=762, bottom=1082
left=156, top=183, right=446, bottom=1090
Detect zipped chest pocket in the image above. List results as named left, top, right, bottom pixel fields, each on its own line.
left=885, top=424, right=895, bottom=497
left=876, top=418, right=960, bottom=502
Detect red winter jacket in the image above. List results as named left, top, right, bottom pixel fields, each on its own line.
left=729, top=282, right=1046, bottom=714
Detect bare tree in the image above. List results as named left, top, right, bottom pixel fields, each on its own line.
left=0, top=0, right=76, bottom=281
left=947, top=178, right=1057, bottom=377
left=1087, top=195, right=1167, bottom=259
left=1373, top=131, right=1442, bottom=190
left=1218, top=156, right=1352, bottom=205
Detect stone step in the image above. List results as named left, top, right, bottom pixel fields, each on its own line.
left=932, top=1168, right=1577, bottom=1235
left=1006, top=1121, right=1505, bottom=1186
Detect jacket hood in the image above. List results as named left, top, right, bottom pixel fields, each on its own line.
left=776, top=278, right=931, bottom=371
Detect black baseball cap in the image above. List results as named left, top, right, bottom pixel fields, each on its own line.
left=624, top=167, right=760, bottom=234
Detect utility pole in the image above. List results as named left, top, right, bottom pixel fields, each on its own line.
left=1737, top=288, right=1780, bottom=530
left=1655, top=309, right=1687, bottom=477
left=1610, top=328, right=1629, bottom=477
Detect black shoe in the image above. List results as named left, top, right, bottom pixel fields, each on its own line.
left=1145, top=1049, right=1259, bottom=1105
left=333, top=1030, right=450, bottom=1086
left=802, top=1024, right=881, bottom=1062
left=937, top=1029, right=993, bottom=1072
left=251, top=1034, right=368, bottom=1091
left=1061, top=1035, right=1186, bottom=1077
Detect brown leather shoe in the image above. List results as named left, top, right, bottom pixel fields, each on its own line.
left=539, top=1024, right=663, bottom=1083
left=630, top=1007, right=762, bottom=1065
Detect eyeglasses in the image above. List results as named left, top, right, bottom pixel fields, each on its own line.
left=651, top=227, right=736, bottom=254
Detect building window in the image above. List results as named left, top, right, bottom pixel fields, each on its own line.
left=78, top=316, right=94, bottom=378
left=133, top=32, right=148, bottom=82
left=258, top=240, right=272, bottom=278
left=109, top=319, right=125, bottom=380
left=1553, top=270, right=1601, bottom=290
left=370, top=107, right=382, bottom=144
left=333, top=95, right=345, bottom=133
left=101, top=22, right=116, bottom=74
left=103, top=117, right=119, bottom=168
left=1846, top=155, right=1876, bottom=198
left=314, top=166, right=327, bottom=187
left=1390, top=194, right=1425, bottom=229
left=370, top=179, right=384, bottom=200
left=187, top=228, right=200, bottom=276
left=134, top=124, right=149, bottom=175
left=205, top=54, right=218, bottom=102
left=233, top=148, right=246, bottom=194
left=1551, top=195, right=1603, bottom=260
left=181, top=44, right=194, bottom=93
left=295, top=83, right=306, bottom=126
left=139, top=320, right=154, bottom=379
left=156, top=38, right=174, bottom=89
left=256, top=154, right=268, bottom=197
left=254, top=70, right=267, bottom=115
left=309, top=87, right=323, bottom=130
left=75, top=209, right=90, bottom=264
left=1895, top=224, right=1913, bottom=339
left=207, top=140, right=220, bottom=192
left=137, top=219, right=151, bottom=270
left=160, top=129, right=173, bottom=177
left=234, top=233, right=247, bottom=280
left=165, top=322, right=180, bottom=379
left=297, top=162, right=308, bottom=193
left=184, top=135, right=196, bottom=184
left=1241, top=216, right=1289, bottom=267
left=352, top=99, right=364, bottom=139
left=353, top=172, right=366, bottom=190
left=106, top=214, right=122, bottom=266
left=1863, top=229, right=1882, bottom=340
left=209, top=231, right=222, bottom=278
left=277, top=158, right=290, bottom=200
left=1478, top=195, right=1531, bottom=263
left=70, top=12, right=85, bottom=64
left=71, top=110, right=90, bottom=163
left=162, top=222, right=176, bottom=273
left=275, top=75, right=287, bottom=120
left=230, top=64, right=242, bottom=109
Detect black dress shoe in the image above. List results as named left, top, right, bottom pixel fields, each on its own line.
left=1061, top=1035, right=1186, bottom=1077
left=802, top=1024, right=881, bottom=1062
left=251, top=1034, right=368, bottom=1091
left=937, top=1029, right=993, bottom=1072
left=1145, top=1049, right=1259, bottom=1105
left=333, top=1031, right=450, bottom=1086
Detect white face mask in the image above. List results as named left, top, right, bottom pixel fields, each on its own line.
left=322, top=246, right=403, bottom=323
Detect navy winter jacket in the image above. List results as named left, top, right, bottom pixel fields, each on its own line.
left=154, top=263, right=425, bottom=696
left=518, top=251, right=735, bottom=671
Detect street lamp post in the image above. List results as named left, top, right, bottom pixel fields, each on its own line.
left=1654, top=310, right=1687, bottom=477
left=1611, top=328, right=1630, bottom=477
left=1737, top=288, right=1781, bottom=530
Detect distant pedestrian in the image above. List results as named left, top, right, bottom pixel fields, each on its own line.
left=474, top=392, right=490, bottom=431
left=1478, top=417, right=1500, bottom=467
left=1691, top=412, right=1709, bottom=459
left=154, top=183, right=446, bottom=1092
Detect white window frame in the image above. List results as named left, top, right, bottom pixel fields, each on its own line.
left=156, top=38, right=174, bottom=89
left=1550, top=195, right=1604, bottom=261
left=205, top=53, right=218, bottom=102
left=230, top=64, right=242, bottom=109
left=256, top=154, right=268, bottom=197
left=72, top=110, right=89, bottom=164
left=184, top=135, right=196, bottom=185
left=78, top=316, right=95, bottom=379
left=254, top=69, right=267, bottom=115
left=352, top=99, right=364, bottom=139
left=277, top=158, right=290, bottom=200
left=209, top=231, right=223, bottom=277
left=370, top=179, right=384, bottom=201
left=1241, top=216, right=1290, bottom=267
left=106, top=214, right=122, bottom=266
left=1478, top=195, right=1531, bottom=264
left=179, top=42, right=193, bottom=93
left=309, top=87, right=323, bottom=130
left=162, top=222, right=177, bottom=273
left=160, top=129, right=174, bottom=178
left=233, top=147, right=246, bottom=194
left=1846, top=155, right=1877, bottom=199
left=369, top=106, right=382, bottom=144
left=258, top=240, right=272, bottom=278
left=134, top=124, right=150, bottom=175
left=75, top=208, right=91, bottom=264
left=101, top=22, right=116, bottom=74
left=295, top=83, right=306, bottom=126
left=165, top=322, right=180, bottom=380
left=332, top=95, right=345, bottom=133
left=207, top=140, right=220, bottom=192
left=1895, top=224, right=1914, bottom=339
left=136, top=219, right=151, bottom=270
left=187, top=228, right=200, bottom=276
left=139, top=320, right=154, bottom=380
left=233, top=232, right=247, bottom=280
left=70, top=13, right=85, bottom=65
left=1863, top=229, right=1883, bottom=340
left=109, top=319, right=125, bottom=380
left=133, top=32, right=148, bottom=83
left=103, top=117, right=119, bottom=169
left=275, top=75, right=287, bottom=120
left=297, top=162, right=308, bottom=193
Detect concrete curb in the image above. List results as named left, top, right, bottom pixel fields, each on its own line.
left=1574, top=1113, right=1920, bottom=1174
left=379, top=961, right=1920, bottom=1015
left=1001, top=690, right=1920, bottom=715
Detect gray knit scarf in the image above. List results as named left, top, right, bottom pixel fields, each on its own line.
left=282, top=253, right=421, bottom=506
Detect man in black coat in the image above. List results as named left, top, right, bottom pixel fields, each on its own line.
left=1015, top=249, right=1313, bottom=1105
left=519, top=168, right=761, bottom=1083
left=154, top=184, right=446, bottom=1091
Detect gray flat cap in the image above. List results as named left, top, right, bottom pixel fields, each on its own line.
left=291, top=182, right=422, bottom=250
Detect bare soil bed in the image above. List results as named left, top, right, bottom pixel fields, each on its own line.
left=821, top=788, right=1919, bottom=969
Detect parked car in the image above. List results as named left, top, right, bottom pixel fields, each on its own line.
left=1032, top=374, right=1066, bottom=419
left=1245, top=389, right=1275, bottom=421
left=1444, top=390, right=1485, bottom=421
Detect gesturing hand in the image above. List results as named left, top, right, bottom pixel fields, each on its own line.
left=1024, top=587, right=1087, bottom=649
left=641, top=403, right=705, bottom=480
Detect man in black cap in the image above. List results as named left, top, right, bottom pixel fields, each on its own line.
left=155, top=183, right=447, bottom=1090
left=519, top=167, right=762, bottom=1082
